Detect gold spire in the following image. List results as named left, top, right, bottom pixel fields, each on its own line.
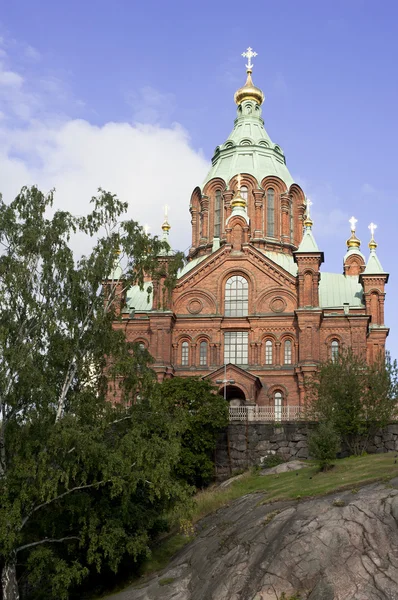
left=368, top=222, right=377, bottom=250
left=304, top=198, right=313, bottom=228
left=161, top=204, right=171, bottom=232
left=347, top=216, right=361, bottom=249
left=234, top=47, right=265, bottom=106
left=231, top=175, right=247, bottom=209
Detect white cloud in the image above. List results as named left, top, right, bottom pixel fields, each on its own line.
left=0, top=37, right=209, bottom=255
left=0, top=68, right=23, bottom=87
left=0, top=119, right=208, bottom=253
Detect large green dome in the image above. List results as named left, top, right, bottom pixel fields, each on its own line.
left=202, top=87, right=294, bottom=190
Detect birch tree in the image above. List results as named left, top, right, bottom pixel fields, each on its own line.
left=0, top=186, right=187, bottom=599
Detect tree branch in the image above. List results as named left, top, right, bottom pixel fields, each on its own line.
left=21, top=480, right=109, bottom=530
left=17, top=536, right=80, bottom=554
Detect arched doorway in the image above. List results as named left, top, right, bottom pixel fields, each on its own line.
left=219, top=385, right=246, bottom=406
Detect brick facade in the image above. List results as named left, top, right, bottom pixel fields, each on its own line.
left=111, top=66, right=389, bottom=410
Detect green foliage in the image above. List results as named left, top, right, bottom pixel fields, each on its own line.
left=306, top=348, right=398, bottom=455
left=0, top=186, right=188, bottom=599
left=261, top=454, right=285, bottom=469
left=158, top=377, right=229, bottom=488
left=308, top=422, right=341, bottom=471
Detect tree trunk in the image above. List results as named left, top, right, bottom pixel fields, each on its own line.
left=2, top=561, right=19, bottom=600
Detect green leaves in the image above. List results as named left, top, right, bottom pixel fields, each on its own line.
left=0, top=186, right=189, bottom=599
left=306, top=349, right=398, bottom=455
left=158, top=378, right=229, bottom=487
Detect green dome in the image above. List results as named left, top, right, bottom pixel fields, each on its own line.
left=202, top=98, right=294, bottom=190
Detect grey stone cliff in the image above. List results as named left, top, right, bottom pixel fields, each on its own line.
left=112, top=480, right=398, bottom=600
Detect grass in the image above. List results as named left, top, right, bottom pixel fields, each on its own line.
left=104, top=453, right=398, bottom=596
left=194, top=452, right=398, bottom=519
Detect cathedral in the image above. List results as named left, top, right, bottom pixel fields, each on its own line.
left=111, top=49, right=389, bottom=417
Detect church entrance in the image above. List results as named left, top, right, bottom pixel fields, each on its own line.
left=219, top=385, right=246, bottom=406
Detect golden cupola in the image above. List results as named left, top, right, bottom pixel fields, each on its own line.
left=234, top=47, right=265, bottom=106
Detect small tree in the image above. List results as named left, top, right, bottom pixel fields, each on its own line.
left=308, top=422, right=341, bottom=471
left=158, top=378, right=229, bottom=487
left=306, top=348, right=398, bottom=455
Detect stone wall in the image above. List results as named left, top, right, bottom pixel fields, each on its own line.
left=215, top=422, right=398, bottom=479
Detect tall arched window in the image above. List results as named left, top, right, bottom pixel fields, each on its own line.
left=214, top=190, right=221, bottom=238
left=181, top=341, right=189, bottom=366
left=274, top=391, right=282, bottom=421
left=240, top=186, right=248, bottom=201
left=225, top=275, right=248, bottom=316
left=199, top=341, right=208, bottom=366
left=331, top=340, right=339, bottom=362
left=267, top=188, right=275, bottom=237
left=284, top=340, right=292, bottom=365
left=265, top=340, right=273, bottom=365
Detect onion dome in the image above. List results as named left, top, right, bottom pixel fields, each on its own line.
left=346, top=216, right=361, bottom=249
left=368, top=222, right=377, bottom=251
left=234, top=70, right=264, bottom=106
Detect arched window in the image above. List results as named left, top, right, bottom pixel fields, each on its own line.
left=199, top=341, right=208, bottom=366
left=265, top=340, right=273, bottom=365
left=225, top=275, right=248, bottom=317
left=284, top=340, right=292, bottom=365
left=267, top=188, right=275, bottom=237
left=181, top=341, right=189, bottom=366
left=274, top=391, right=282, bottom=421
left=214, top=190, right=221, bottom=238
left=331, top=340, right=339, bottom=362
left=240, top=186, right=248, bottom=201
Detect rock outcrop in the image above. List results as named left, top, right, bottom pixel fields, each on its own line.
left=113, top=480, right=398, bottom=600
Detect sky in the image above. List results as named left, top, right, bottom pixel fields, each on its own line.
left=1, top=0, right=398, bottom=356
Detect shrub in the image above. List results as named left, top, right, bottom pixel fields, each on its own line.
left=308, top=421, right=341, bottom=471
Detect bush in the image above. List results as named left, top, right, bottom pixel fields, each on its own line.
left=261, top=454, right=285, bottom=469
left=308, top=422, right=341, bottom=471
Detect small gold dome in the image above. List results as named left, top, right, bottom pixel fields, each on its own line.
left=369, top=238, right=377, bottom=251
left=234, top=69, right=265, bottom=106
left=347, top=232, right=361, bottom=249
left=162, top=220, right=171, bottom=232
left=231, top=188, right=247, bottom=209
left=304, top=216, right=313, bottom=228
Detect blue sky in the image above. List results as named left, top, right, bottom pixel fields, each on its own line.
left=1, top=0, right=398, bottom=356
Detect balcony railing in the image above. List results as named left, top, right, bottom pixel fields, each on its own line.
left=229, top=405, right=303, bottom=422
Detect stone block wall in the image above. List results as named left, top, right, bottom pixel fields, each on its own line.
left=215, top=422, right=398, bottom=480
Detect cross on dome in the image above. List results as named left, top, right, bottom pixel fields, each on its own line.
left=241, top=47, right=258, bottom=70
left=164, top=204, right=169, bottom=218
left=369, top=222, right=377, bottom=238
left=143, top=224, right=150, bottom=235
left=349, top=216, right=358, bottom=232
left=236, top=173, right=242, bottom=189
left=306, top=198, right=312, bottom=218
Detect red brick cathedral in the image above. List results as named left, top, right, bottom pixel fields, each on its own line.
left=112, top=49, right=389, bottom=412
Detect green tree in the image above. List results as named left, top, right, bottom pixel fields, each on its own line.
left=308, top=421, right=341, bottom=471
left=306, top=348, right=398, bottom=455
left=0, top=186, right=188, bottom=600
left=158, top=378, right=229, bottom=487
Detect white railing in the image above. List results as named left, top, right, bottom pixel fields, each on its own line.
left=229, top=405, right=303, bottom=422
